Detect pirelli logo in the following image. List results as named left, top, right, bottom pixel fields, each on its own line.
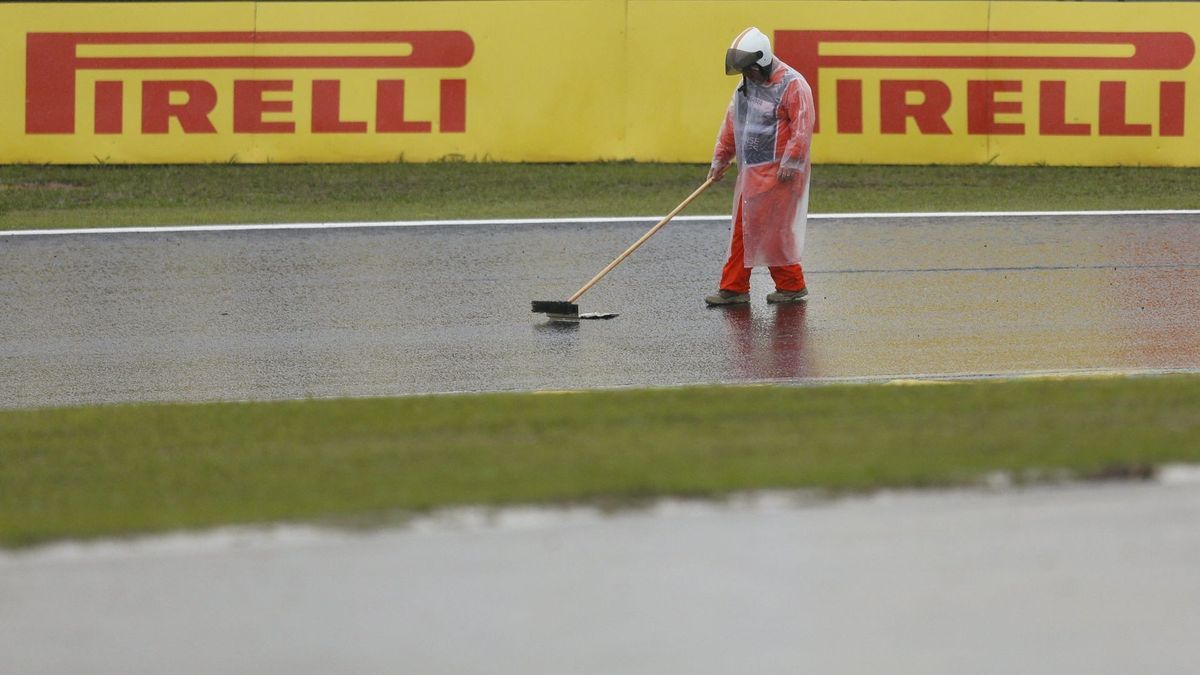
left=25, top=31, right=475, bottom=135
left=775, top=30, right=1195, bottom=137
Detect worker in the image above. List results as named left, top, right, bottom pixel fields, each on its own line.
left=705, top=27, right=815, bottom=306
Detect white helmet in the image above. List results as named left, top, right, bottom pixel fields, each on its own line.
left=725, top=27, right=772, bottom=75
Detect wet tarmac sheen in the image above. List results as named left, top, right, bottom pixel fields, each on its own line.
left=2, top=213, right=1198, bottom=407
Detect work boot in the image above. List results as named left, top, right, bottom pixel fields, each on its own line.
left=705, top=289, right=750, bottom=306
left=766, top=288, right=808, bottom=304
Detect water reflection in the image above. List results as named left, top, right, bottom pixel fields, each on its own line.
left=1116, top=220, right=1200, bottom=366
left=533, top=319, right=581, bottom=333
left=718, top=302, right=814, bottom=380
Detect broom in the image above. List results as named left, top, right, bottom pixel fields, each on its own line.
left=532, top=178, right=715, bottom=321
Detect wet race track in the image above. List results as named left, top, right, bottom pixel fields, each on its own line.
left=2, top=212, right=1199, bottom=408
left=4, top=211, right=1200, bottom=673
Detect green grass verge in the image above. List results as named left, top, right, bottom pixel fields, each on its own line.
left=4, top=161, right=1197, bottom=547
left=3, top=162, right=1198, bottom=230
left=3, top=376, right=1198, bottom=548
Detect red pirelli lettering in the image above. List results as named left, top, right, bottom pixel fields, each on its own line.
left=93, top=81, right=123, bottom=134
left=141, top=81, right=217, bottom=134
left=774, top=30, right=1195, bottom=135
left=233, top=80, right=294, bottom=134
left=1039, top=81, right=1091, bottom=136
left=312, top=81, right=367, bottom=134
left=25, top=31, right=475, bottom=134
left=880, top=80, right=951, bottom=134
left=967, top=81, right=1024, bottom=136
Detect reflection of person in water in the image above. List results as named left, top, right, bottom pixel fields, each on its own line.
left=720, top=303, right=813, bottom=380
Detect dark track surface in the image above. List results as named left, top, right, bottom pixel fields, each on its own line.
left=2, top=213, right=1198, bottom=408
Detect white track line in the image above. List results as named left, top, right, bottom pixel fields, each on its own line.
left=294, top=366, right=1200, bottom=401
left=3, top=209, right=1198, bottom=237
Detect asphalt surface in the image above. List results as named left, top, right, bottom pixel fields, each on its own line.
left=4, top=477, right=1200, bottom=674
left=2, top=212, right=1199, bottom=408
left=4, top=213, right=1199, bottom=673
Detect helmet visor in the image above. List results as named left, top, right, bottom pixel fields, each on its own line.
left=725, top=48, right=762, bottom=75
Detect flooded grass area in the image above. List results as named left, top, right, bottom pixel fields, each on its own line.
left=4, top=476, right=1199, bottom=674
left=3, top=375, right=1199, bottom=548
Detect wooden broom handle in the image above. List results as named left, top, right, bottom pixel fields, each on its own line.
left=568, top=178, right=715, bottom=303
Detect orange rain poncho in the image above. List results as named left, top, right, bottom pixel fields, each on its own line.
left=711, top=57, right=815, bottom=268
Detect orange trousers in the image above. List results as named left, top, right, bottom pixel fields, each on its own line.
left=719, top=203, right=806, bottom=294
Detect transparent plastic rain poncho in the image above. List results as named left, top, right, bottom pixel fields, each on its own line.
left=711, top=57, right=815, bottom=267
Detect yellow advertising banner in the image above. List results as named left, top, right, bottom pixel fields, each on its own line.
left=633, top=0, right=1200, bottom=166
left=2, top=1, right=1199, bottom=165
left=2, top=1, right=629, bottom=163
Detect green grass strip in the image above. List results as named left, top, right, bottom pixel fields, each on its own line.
left=3, top=163, right=1199, bottom=230
left=3, top=376, right=1198, bottom=548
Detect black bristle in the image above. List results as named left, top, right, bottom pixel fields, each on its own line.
left=531, top=300, right=578, bottom=315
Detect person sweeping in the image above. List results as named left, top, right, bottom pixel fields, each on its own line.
left=705, top=27, right=815, bottom=306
